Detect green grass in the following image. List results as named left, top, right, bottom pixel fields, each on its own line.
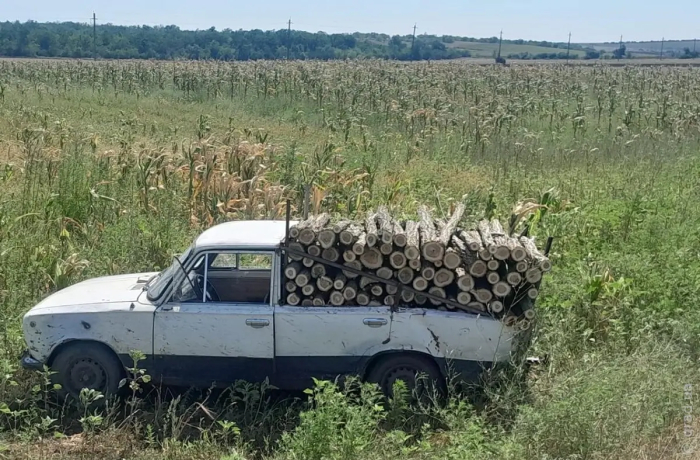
left=0, top=59, right=699, bottom=459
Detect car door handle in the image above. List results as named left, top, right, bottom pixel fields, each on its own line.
left=245, top=319, right=270, bottom=328
left=363, top=318, right=387, bottom=328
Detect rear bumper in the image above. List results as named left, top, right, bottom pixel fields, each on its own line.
left=20, top=350, right=44, bottom=371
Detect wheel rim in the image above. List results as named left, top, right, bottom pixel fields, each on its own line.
left=383, top=365, right=431, bottom=398
left=68, top=358, right=107, bottom=393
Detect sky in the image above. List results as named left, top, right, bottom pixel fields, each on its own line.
left=4, top=0, right=699, bottom=43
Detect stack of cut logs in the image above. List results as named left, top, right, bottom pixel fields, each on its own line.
left=283, top=204, right=552, bottom=330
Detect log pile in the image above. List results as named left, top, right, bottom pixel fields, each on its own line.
left=283, top=205, right=551, bottom=330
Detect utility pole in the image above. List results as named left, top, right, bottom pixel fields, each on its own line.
left=617, top=35, right=623, bottom=60
left=92, top=12, right=97, bottom=60
left=566, top=32, right=571, bottom=64
left=497, top=30, right=503, bottom=59
left=694, top=38, right=697, bottom=54
left=660, top=37, right=664, bottom=60
left=286, top=19, right=292, bottom=60
left=411, top=23, right=417, bottom=56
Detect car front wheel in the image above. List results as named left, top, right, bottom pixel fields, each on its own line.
left=51, top=342, right=125, bottom=401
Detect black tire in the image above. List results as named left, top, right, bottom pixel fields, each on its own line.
left=51, top=342, right=125, bottom=401
left=366, top=354, right=445, bottom=400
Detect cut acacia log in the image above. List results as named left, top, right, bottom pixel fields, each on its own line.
left=409, top=259, right=421, bottom=270
left=486, top=271, right=501, bottom=285
left=428, top=286, right=446, bottom=305
left=340, top=225, right=363, bottom=245
left=487, top=259, right=500, bottom=271
left=469, top=260, right=488, bottom=278
left=489, top=301, right=504, bottom=314
left=357, top=291, right=371, bottom=306
left=518, top=319, right=532, bottom=331
left=434, top=268, right=455, bottom=288
left=443, top=248, right=461, bottom=270
left=330, top=291, right=345, bottom=306
left=365, top=212, right=379, bottom=247
left=477, top=220, right=497, bottom=254
left=386, top=284, right=398, bottom=295
left=376, top=267, right=393, bottom=280
left=393, top=222, right=407, bottom=247
left=295, top=270, right=311, bottom=287
left=371, top=284, right=384, bottom=297
left=352, top=233, right=367, bottom=255
left=418, top=206, right=444, bottom=262
left=318, top=228, right=336, bottom=249
left=302, top=284, right=316, bottom=296
left=390, top=252, right=407, bottom=269
left=455, top=267, right=475, bottom=291
left=285, top=281, right=298, bottom=293
left=421, top=264, right=436, bottom=281
left=302, top=257, right=315, bottom=268
left=368, top=300, right=382, bottom=306
left=507, top=271, right=523, bottom=286
left=503, top=315, right=517, bottom=327
left=313, top=296, right=327, bottom=306
left=360, top=248, right=383, bottom=269
left=301, top=298, right=313, bottom=307
left=524, top=308, right=536, bottom=320
left=520, top=236, right=552, bottom=272
left=492, top=281, right=511, bottom=298
left=287, top=242, right=305, bottom=261
left=507, top=238, right=528, bottom=262
left=434, top=260, right=443, bottom=268
left=439, top=203, right=465, bottom=246
left=384, top=295, right=396, bottom=306
left=397, top=266, right=415, bottom=285
left=461, top=230, right=483, bottom=252
left=527, top=287, right=539, bottom=300
left=415, top=294, right=428, bottom=305
left=343, top=281, right=358, bottom=301
left=311, top=263, right=326, bottom=279
left=321, top=247, right=340, bottom=262
left=333, top=220, right=352, bottom=234
left=412, top=277, right=429, bottom=291
left=489, top=219, right=511, bottom=260
left=516, top=261, right=529, bottom=273
left=307, top=244, right=322, bottom=257
left=285, top=262, right=302, bottom=280
left=376, top=206, right=394, bottom=244
left=317, top=276, right=333, bottom=292
left=525, top=268, right=543, bottom=284
left=333, top=274, right=348, bottom=290
left=401, top=289, right=415, bottom=303
left=404, top=221, right=421, bottom=261
left=457, top=291, right=472, bottom=305
left=380, top=243, right=394, bottom=255
left=287, top=292, right=301, bottom=306
left=343, top=261, right=362, bottom=279
left=478, top=247, right=493, bottom=261
left=473, top=288, right=494, bottom=304
left=343, top=250, right=357, bottom=263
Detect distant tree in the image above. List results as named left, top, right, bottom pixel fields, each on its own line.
left=612, top=44, right=626, bottom=59
left=680, top=47, right=700, bottom=59
left=584, top=49, right=601, bottom=59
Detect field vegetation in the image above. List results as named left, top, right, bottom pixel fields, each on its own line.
left=0, top=59, right=699, bottom=459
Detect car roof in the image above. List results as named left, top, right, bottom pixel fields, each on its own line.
left=194, top=220, right=298, bottom=250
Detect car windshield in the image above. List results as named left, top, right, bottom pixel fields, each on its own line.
left=146, top=245, right=194, bottom=301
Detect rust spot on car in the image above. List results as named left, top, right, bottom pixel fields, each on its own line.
left=81, top=321, right=91, bottom=330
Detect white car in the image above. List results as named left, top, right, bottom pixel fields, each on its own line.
left=21, top=220, right=518, bottom=398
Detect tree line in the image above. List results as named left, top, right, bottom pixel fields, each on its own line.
left=0, top=21, right=475, bottom=61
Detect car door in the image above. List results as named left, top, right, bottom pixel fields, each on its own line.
left=273, top=304, right=393, bottom=390
left=152, top=250, right=275, bottom=388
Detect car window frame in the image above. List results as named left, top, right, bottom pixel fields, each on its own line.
left=163, top=248, right=277, bottom=307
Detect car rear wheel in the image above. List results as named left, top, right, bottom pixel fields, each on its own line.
left=51, top=342, right=125, bottom=401
left=366, top=354, right=444, bottom=401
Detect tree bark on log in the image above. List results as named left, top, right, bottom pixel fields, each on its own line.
left=343, top=260, right=362, bottom=279
left=316, top=276, right=333, bottom=292
left=404, top=221, right=421, bottom=261
left=333, top=220, right=352, bottom=234
left=376, top=206, right=394, bottom=244
left=477, top=220, right=497, bottom=255
left=352, top=233, right=367, bottom=255
left=359, top=277, right=375, bottom=290
left=393, top=222, right=407, bottom=247
left=311, top=263, right=326, bottom=279
left=519, top=237, right=552, bottom=272
left=365, top=212, right=379, bottom=247
left=321, top=247, right=340, bottom=262
left=489, top=219, right=511, bottom=260
left=333, top=274, right=347, bottom=290
left=318, top=229, right=336, bottom=249
left=439, top=203, right=465, bottom=246
left=340, top=225, right=363, bottom=246
left=418, top=205, right=445, bottom=262
left=461, top=230, right=483, bottom=252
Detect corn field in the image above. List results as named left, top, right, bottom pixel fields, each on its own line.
left=0, top=59, right=699, bottom=459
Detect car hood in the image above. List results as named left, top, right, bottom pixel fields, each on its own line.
left=29, top=272, right=160, bottom=310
